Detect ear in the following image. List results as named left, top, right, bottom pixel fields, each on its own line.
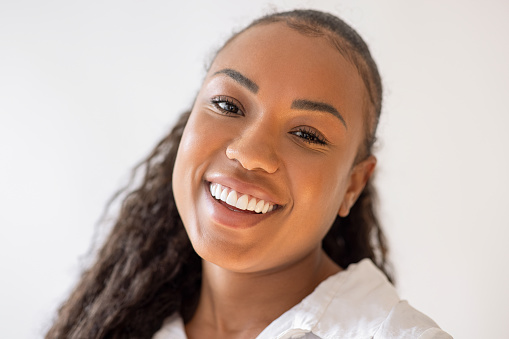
left=338, top=155, right=377, bottom=217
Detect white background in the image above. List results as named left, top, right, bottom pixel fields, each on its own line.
left=1, top=1, right=508, bottom=338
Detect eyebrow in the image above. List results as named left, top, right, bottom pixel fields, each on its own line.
left=291, top=99, right=347, bottom=129
left=213, top=68, right=259, bottom=94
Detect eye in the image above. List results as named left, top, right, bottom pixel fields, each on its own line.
left=211, top=96, right=244, bottom=116
left=290, top=127, right=328, bottom=146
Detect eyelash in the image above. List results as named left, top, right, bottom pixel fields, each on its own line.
left=210, top=96, right=328, bottom=146
left=211, top=96, right=244, bottom=116
left=291, top=127, right=328, bottom=146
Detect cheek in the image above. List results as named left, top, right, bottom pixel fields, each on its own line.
left=285, top=153, right=350, bottom=233
left=172, top=113, right=212, bottom=224
left=172, top=111, right=234, bottom=244
left=174, top=111, right=222, bottom=176
left=177, top=111, right=231, bottom=158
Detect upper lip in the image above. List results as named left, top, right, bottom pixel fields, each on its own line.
left=205, top=173, right=284, bottom=206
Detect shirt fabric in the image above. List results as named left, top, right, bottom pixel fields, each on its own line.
left=152, top=259, right=452, bottom=339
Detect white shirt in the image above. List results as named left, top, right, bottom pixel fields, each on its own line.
left=152, top=259, right=452, bottom=338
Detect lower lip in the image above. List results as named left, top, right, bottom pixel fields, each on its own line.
left=203, top=182, right=276, bottom=229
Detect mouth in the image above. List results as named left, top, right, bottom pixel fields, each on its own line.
left=208, top=181, right=279, bottom=214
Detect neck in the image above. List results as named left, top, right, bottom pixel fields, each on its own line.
left=185, top=247, right=341, bottom=339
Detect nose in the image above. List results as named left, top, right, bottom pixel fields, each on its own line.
left=225, top=123, right=280, bottom=174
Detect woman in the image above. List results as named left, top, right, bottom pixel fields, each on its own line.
left=46, top=9, right=451, bottom=339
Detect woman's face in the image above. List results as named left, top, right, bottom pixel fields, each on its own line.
left=173, top=22, right=375, bottom=273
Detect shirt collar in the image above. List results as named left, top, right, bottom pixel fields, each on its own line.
left=256, top=259, right=399, bottom=339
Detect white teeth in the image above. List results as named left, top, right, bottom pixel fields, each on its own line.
left=262, top=202, right=270, bottom=214
left=214, top=184, right=222, bottom=199
left=236, top=194, right=249, bottom=210
left=220, top=188, right=228, bottom=201
left=247, top=197, right=257, bottom=211
left=254, top=200, right=265, bottom=213
left=209, top=182, right=277, bottom=214
left=226, top=190, right=237, bottom=206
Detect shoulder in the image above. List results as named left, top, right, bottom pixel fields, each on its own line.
left=373, top=301, right=452, bottom=339
left=302, top=259, right=452, bottom=338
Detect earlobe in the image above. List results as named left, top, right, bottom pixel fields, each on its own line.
left=338, top=155, right=377, bottom=217
left=338, top=192, right=357, bottom=217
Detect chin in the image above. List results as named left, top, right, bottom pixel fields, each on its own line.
left=189, top=236, right=269, bottom=273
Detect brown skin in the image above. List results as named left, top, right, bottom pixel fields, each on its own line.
left=172, top=23, right=376, bottom=339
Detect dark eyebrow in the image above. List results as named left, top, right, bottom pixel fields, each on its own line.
left=212, top=68, right=259, bottom=94
left=291, top=99, right=347, bottom=129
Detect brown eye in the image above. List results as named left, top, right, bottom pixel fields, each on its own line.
left=211, top=96, right=244, bottom=116
left=218, top=101, right=239, bottom=114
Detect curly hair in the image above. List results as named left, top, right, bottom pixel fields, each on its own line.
left=46, top=9, right=391, bottom=339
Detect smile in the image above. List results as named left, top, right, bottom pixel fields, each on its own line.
left=209, top=182, right=277, bottom=214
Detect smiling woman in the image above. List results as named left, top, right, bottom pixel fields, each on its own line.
left=45, top=9, right=451, bottom=339
left=173, top=22, right=369, bottom=281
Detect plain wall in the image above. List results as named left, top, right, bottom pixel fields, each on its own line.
left=1, top=1, right=508, bottom=338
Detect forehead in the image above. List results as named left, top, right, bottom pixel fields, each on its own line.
left=209, top=22, right=365, bottom=118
